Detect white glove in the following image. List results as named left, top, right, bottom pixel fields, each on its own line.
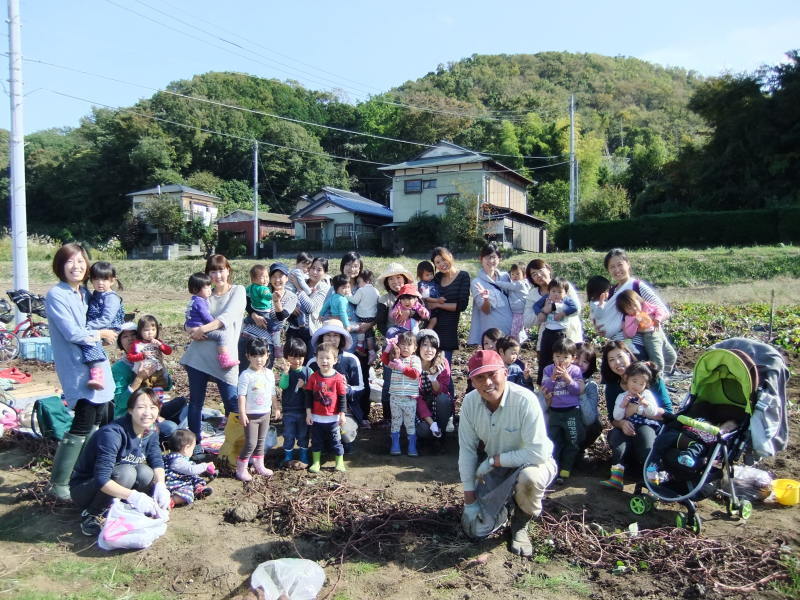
left=475, top=458, right=492, bottom=480
left=462, top=501, right=481, bottom=520
left=430, top=422, right=442, bottom=438
left=152, top=481, right=171, bottom=510
left=128, top=490, right=159, bottom=517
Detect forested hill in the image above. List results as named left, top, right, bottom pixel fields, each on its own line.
left=4, top=50, right=796, bottom=243
left=391, top=52, right=706, bottom=150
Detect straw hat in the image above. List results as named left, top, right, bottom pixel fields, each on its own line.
left=375, top=262, right=413, bottom=288
left=310, top=318, right=353, bottom=352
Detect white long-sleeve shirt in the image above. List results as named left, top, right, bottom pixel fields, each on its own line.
left=458, top=381, right=553, bottom=493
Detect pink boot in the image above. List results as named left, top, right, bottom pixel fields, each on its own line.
left=218, top=352, right=240, bottom=369
left=252, top=455, right=274, bottom=477
left=87, top=366, right=104, bottom=390
left=235, top=458, right=253, bottom=482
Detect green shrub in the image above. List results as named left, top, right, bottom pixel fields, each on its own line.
left=557, top=208, right=800, bottom=250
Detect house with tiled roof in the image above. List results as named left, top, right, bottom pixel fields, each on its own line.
left=289, top=187, right=393, bottom=249
left=379, top=141, right=547, bottom=252
left=128, top=184, right=221, bottom=227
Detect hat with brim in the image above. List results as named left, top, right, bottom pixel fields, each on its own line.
left=397, top=283, right=421, bottom=298
left=310, top=318, right=353, bottom=352
left=467, top=349, right=506, bottom=379
left=376, top=262, right=414, bottom=289
left=269, top=262, right=290, bottom=276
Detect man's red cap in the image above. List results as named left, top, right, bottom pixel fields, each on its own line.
left=467, top=349, right=506, bottom=378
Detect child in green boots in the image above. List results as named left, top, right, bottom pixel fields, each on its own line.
left=305, top=342, right=347, bottom=473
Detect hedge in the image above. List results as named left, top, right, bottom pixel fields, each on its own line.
left=555, top=207, right=800, bottom=250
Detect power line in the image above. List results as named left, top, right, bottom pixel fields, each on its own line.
left=45, top=88, right=571, bottom=175
left=104, top=0, right=559, bottom=124
left=20, top=54, right=565, bottom=159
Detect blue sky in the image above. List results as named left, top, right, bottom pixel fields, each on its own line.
left=3, top=0, right=799, bottom=134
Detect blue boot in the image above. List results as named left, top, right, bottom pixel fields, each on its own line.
left=281, top=449, right=294, bottom=466
left=390, top=432, right=401, bottom=456
left=297, top=447, right=310, bottom=464
left=407, top=434, right=418, bottom=457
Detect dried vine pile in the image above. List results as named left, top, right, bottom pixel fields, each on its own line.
left=538, top=510, right=791, bottom=593
left=244, top=472, right=465, bottom=562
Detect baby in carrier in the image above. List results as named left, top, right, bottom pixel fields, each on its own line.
left=651, top=402, right=741, bottom=471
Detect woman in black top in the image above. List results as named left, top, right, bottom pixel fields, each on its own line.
left=429, top=246, right=471, bottom=367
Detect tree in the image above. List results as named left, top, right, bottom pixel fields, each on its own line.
left=143, top=198, right=184, bottom=244
left=441, top=195, right=484, bottom=252
left=578, top=184, right=630, bottom=221
left=182, top=217, right=217, bottom=257
left=530, top=180, right=569, bottom=230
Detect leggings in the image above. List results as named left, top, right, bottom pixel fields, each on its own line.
left=70, top=463, right=154, bottom=515
left=239, top=413, right=271, bottom=459
left=69, top=399, right=113, bottom=437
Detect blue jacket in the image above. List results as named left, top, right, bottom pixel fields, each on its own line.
left=70, top=414, right=164, bottom=488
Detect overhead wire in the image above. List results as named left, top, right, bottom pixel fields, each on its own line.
left=19, top=54, right=566, bottom=160
left=107, top=0, right=560, bottom=124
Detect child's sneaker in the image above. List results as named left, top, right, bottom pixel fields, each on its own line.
left=218, top=352, right=240, bottom=369
left=87, top=366, right=104, bottom=390
left=194, top=484, right=213, bottom=499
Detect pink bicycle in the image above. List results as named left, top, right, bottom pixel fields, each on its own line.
left=0, top=291, right=49, bottom=362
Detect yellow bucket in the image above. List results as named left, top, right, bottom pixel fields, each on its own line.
left=773, top=479, right=800, bottom=506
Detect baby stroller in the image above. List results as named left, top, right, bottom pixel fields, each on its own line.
left=635, top=338, right=789, bottom=533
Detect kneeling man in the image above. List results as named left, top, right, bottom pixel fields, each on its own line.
left=458, top=349, right=556, bottom=556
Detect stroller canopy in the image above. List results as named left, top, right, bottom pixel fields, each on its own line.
left=690, top=349, right=756, bottom=415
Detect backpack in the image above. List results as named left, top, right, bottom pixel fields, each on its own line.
left=32, top=395, right=73, bottom=440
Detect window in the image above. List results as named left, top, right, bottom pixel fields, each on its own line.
left=334, top=223, right=354, bottom=238
left=437, top=193, right=459, bottom=205
left=423, top=179, right=437, bottom=189
left=404, top=179, right=422, bottom=194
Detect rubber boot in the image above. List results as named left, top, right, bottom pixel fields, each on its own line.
left=407, top=434, right=418, bottom=457
left=601, top=463, right=625, bottom=490
left=235, top=458, right=253, bottom=482
left=281, top=449, right=294, bottom=466
left=297, top=447, right=309, bottom=465
left=334, top=455, right=346, bottom=472
left=308, top=451, right=322, bottom=473
left=509, top=508, right=534, bottom=557
left=390, top=432, right=401, bottom=456
left=252, top=455, right=273, bottom=477
left=49, top=433, right=86, bottom=502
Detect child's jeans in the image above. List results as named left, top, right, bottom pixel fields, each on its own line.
left=390, top=394, right=416, bottom=434
left=310, top=420, right=344, bottom=456
left=80, top=341, right=107, bottom=365
left=282, top=412, right=309, bottom=450
left=642, top=328, right=677, bottom=374
left=546, top=406, right=585, bottom=473
left=239, top=413, right=270, bottom=459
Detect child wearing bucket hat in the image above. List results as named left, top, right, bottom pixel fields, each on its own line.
left=388, top=283, right=430, bottom=338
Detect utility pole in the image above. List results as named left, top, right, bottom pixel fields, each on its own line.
left=568, top=94, right=576, bottom=251
left=252, top=141, right=259, bottom=258
left=8, top=0, right=28, bottom=312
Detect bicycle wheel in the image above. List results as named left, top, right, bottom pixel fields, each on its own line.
left=19, top=322, right=49, bottom=338
left=0, top=330, right=20, bottom=362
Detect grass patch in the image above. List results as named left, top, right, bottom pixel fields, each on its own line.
left=347, top=560, right=380, bottom=576
left=513, top=567, right=590, bottom=596
left=774, top=555, right=800, bottom=599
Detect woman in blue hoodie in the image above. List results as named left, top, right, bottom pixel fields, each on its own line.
left=69, top=388, right=170, bottom=537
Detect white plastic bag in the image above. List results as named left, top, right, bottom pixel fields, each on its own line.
left=264, top=425, right=278, bottom=450
left=97, top=499, right=169, bottom=551
left=251, top=558, right=325, bottom=600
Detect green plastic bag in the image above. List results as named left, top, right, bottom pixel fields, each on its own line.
left=32, top=395, right=73, bottom=441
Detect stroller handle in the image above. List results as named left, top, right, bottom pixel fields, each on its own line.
left=675, top=415, right=720, bottom=436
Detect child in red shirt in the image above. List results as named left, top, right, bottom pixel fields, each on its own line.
left=305, top=341, right=347, bottom=473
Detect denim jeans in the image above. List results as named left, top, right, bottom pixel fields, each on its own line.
left=282, top=412, right=309, bottom=450
left=415, top=393, right=454, bottom=439
left=185, top=365, right=238, bottom=443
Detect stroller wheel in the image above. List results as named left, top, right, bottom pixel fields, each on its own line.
left=676, top=513, right=702, bottom=534
left=629, top=495, right=648, bottom=515
left=739, top=500, right=753, bottom=520
left=642, top=495, right=655, bottom=512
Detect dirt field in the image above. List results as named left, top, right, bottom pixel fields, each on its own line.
left=1, top=323, right=798, bottom=599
